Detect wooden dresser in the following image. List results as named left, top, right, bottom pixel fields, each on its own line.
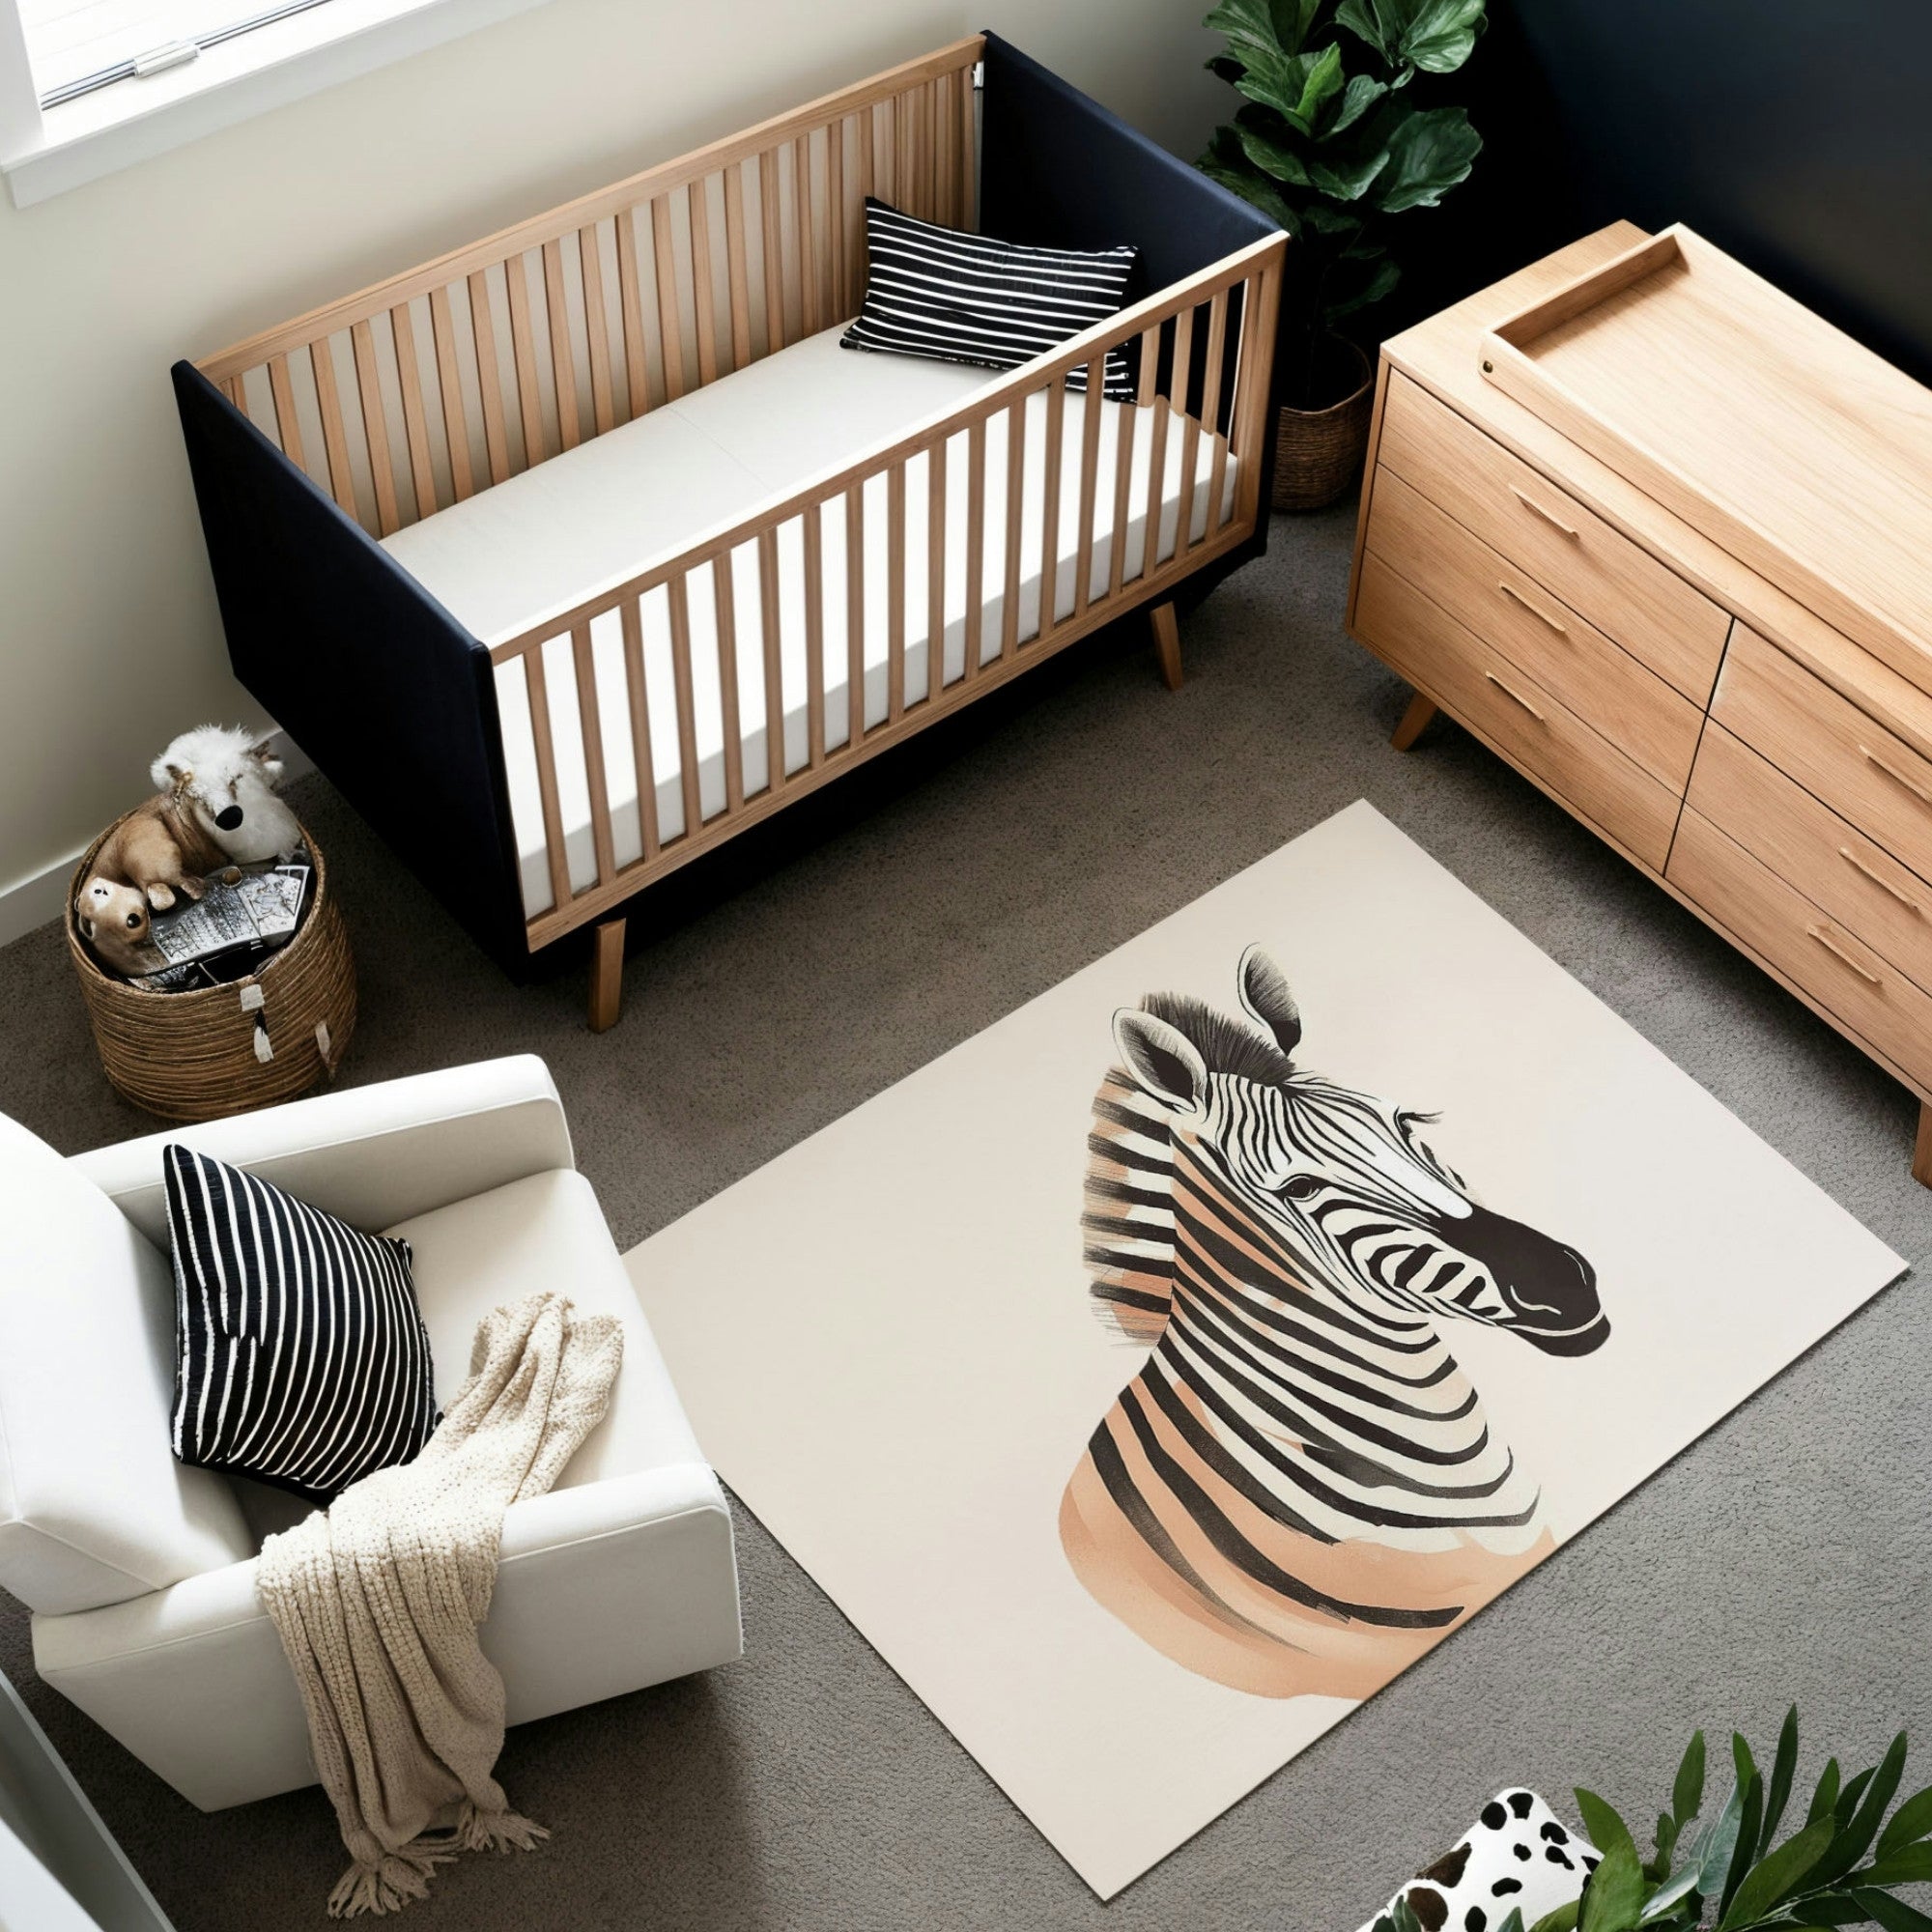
left=1347, top=222, right=1932, bottom=1183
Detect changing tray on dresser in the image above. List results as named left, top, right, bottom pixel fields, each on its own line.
left=1347, top=221, right=1932, bottom=1186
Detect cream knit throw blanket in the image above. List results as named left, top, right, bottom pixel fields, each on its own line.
left=258, top=1292, right=623, bottom=1918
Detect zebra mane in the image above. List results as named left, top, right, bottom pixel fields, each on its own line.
left=1141, top=993, right=1295, bottom=1089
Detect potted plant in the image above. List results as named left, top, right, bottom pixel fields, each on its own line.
left=1199, top=0, right=1488, bottom=511
left=1374, top=1710, right=1932, bottom=1932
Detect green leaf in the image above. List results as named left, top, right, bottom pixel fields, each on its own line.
left=1234, top=42, right=1346, bottom=133
left=1809, top=1736, right=1909, bottom=1892
left=1529, top=1905, right=1580, bottom=1932
left=1855, top=1889, right=1932, bottom=1932
left=1718, top=1815, right=1834, bottom=1930
left=1808, top=1761, right=1843, bottom=1828
left=1857, top=1842, right=1932, bottom=1887
left=1577, top=1790, right=1640, bottom=1867
left=1796, top=1894, right=1870, bottom=1927
left=1204, top=0, right=1286, bottom=66
left=1307, top=149, right=1389, bottom=200
left=1580, top=1840, right=1646, bottom=1932
left=1323, top=254, right=1399, bottom=321
left=1335, top=0, right=1488, bottom=75
left=1269, top=0, right=1323, bottom=52
left=1369, top=103, right=1482, bottom=213
left=1734, top=1734, right=1761, bottom=1805
left=1877, top=1783, right=1932, bottom=1859
left=1676, top=1733, right=1709, bottom=1827
left=1198, top=157, right=1301, bottom=234
left=1495, top=1913, right=1527, bottom=1932
left=1326, top=73, right=1389, bottom=135
left=1234, top=118, right=1313, bottom=185
left=1721, top=1775, right=1765, bottom=1918
left=1763, top=1709, right=1801, bottom=1856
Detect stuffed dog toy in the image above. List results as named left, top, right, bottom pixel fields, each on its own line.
left=73, top=876, right=167, bottom=979
left=153, top=725, right=302, bottom=866
left=73, top=791, right=228, bottom=976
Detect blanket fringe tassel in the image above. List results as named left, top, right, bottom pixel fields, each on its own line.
left=327, top=1808, right=548, bottom=1917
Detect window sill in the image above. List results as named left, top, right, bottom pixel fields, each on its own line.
left=2, top=0, right=555, bottom=207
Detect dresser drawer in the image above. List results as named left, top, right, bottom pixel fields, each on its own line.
left=1688, top=724, right=1932, bottom=995
left=1365, top=469, right=1704, bottom=790
left=1713, top=626, right=1932, bottom=884
left=1376, top=375, right=1729, bottom=703
left=1668, top=808, right=1932, bottom=1094
left=1355, top=554, right=1680, bottom=869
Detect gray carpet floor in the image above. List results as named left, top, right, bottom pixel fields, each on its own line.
left=4, top=502, right=1929, bottom=1932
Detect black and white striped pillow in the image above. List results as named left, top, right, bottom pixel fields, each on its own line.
left=842, top=199, right=1138, bottom=400
left=164, top=1146, right=438, bottom=1501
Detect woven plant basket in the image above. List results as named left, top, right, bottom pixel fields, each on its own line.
left=67, top=816, right=355, bottom=1122
left=1271, top=339, right=1375, bottom=513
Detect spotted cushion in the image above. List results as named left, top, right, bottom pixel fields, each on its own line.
left=1355, top=1789, right=1600, bottom=1932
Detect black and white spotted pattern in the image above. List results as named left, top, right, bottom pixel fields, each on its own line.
left=1356, top=1789, right=1600, bottom=1932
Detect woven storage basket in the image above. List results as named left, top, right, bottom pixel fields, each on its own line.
left=67, top=816, right=355, bottom=1122
left=1271, top=340, right=1375, bottom=513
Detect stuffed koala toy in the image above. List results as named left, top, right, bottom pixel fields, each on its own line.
left=1358, top=1790, right=1600, bottom=1932
left=153, top=725, right=302, bottom=865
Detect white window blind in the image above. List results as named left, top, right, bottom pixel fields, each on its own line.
left=18, top=0, right=333, bottom=104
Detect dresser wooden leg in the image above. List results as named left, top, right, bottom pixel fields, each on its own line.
left=1914, top=1102, right=1932, bottom=1189
left=1390, top=691, right=1439, bottom=752
left=589, top=917, right=626, bottom=1033
left=1151, top=601, right=1183, bottom=690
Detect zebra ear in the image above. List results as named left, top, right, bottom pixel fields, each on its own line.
left=1114, top=1009, right=1208, bottom=1113
left=1237, top=945, right=1301, bottom=1058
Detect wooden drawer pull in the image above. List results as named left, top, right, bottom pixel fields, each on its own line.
left=1509, top=486, right=1579, bottom=540
left=1484, top=671, right=1546, bottom=722
left=1806, top=923, right=1882, bottom=985
left=1839, top=844, right=1923, bottom=913
left=1496, top=581, right=1568, bottom=635
left=1860, top=744, right=1932, bottom=809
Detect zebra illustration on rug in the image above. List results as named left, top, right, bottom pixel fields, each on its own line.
left=1059, top=946, right=1609, bottom=1699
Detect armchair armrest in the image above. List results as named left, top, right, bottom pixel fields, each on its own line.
left=71, top=1056, right=573, bottom=1247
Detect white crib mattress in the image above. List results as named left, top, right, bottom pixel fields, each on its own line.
left=382, top=326, right=1237, bottom=918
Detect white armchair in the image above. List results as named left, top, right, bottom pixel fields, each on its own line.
left=0, top=1057, right=741, bottom=1811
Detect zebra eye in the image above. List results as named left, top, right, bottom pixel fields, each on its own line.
left=1282, top=1174, right=1322, bottom=1203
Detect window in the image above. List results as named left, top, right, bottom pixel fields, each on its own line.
left=21, top=0, right=336, bottom=107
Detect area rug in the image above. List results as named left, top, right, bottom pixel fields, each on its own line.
left=625, top=800, right=1905, bottom=1899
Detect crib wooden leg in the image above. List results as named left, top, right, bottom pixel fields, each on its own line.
left=1390, top=691, right=1439, bottom=752
left=1151, top=601, right=1182, bottom=691
left=589, top=917, right=626, bottom=1033
left=1913, top=1101, right=1932, bottom=1190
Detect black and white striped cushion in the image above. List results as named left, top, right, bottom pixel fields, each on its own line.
left=164, top=1146, right=438, bottom=1500
left=842, top=198, right=1138, bottom=400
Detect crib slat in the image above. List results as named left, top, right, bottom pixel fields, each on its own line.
left=758, top=147, right=784, bottom=355
left=667, top=575, right=704, bottom=836
left=1231, top=263, right=1280, bottom=528
left=828, top=117, right=848, bottom=316
left=389, top=302, right=438, bottom=519
left=1037, top=379, right=1064, bottom=643
left=467, top=270, right=512, bottom=485
left=1199, top=287, right=1230, bottom=536
left=522, top=646, right=575, bottom=912
left=542, top=239, right=581, bottom=452
left=724, top=164, right=753, bottom=373
left=689, top=181, right=719, bottom=387
left=959, top=58, right=977, bottom=230
left=503, top=254, right=546, bottom=470
left=428, top=286, right=475, bottom=501
left=1175, top=303, right=1202, bottom=555
left=1143, top=320, right=1173, bottom=572
left=652, top=195, right=686, bottom=404
left=935, top=71, right=954, bottom=226
left=894, top=91, right=912, bottom=212
left=350, top=319, right=401, bottom=536
left=804, top=502, right=827, bottom=768
left=794, top=133, right=819, bottom=337
left=921, top=81, right=937, bottom=218
left=1001, top=396, right=1025, bottom=661
left=224, top=375, right=245, bottom=411
left=845, top=481, right=866, bottom=748
left=579, top=224, right=616, bottom=437
left=886, top=461, right=906, bottom=723
left=926, top=436, right=948, bottom=701
left=857, top=101, right=875, bottom=208
left=619, top=594, right=661, bottom=862
left=1073, top=353, right=1104, bottom=618
left=757, top=526, right=785, bottom=794
left=964, top=419, right=986, bottom=678
left=570, top=620, right=616, bottom=886
left=616, top=209, right=650, bottom=417
left=713, top=555, right=746, bottom=813
left=1110, top=325, right=1156, bottom=594
left=268, top=355, right=304, bottom=473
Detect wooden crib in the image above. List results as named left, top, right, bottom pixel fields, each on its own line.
left=175, top=34, right=1285, bottom=1028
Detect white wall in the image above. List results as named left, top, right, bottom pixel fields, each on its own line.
left=0, top=0, right=1227, bottom=923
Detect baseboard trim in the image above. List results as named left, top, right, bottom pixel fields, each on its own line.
left=0, top=729, right=314, bottom=951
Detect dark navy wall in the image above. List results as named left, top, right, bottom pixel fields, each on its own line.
left=1374, top=0, right=1932, bottom=385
